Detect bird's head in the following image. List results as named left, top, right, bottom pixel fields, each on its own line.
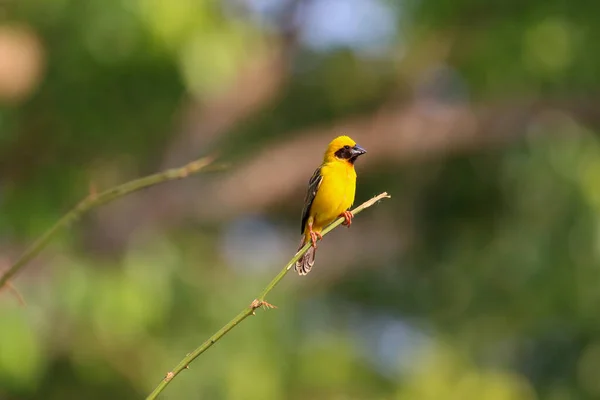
left=324, top=135, right=367, bottom=165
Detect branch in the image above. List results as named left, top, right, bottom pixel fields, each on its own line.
left=0, top=156, right=218, bottom=291
left=146, top=192, right=391, bottom=400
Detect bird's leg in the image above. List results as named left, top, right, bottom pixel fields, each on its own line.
left=308, top=222, right=322, bottom=248
left=340, top=210, right=354, bottom=227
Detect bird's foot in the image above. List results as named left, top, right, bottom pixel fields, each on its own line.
left=309, top=230, right=323, bottom=248
left=340, top=210, right=354, bottom=227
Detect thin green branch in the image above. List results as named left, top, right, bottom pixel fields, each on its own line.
left=146, top=192, right=391, bottom=400
left=0, top=156, right=218, bottom=290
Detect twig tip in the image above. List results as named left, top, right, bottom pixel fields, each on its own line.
left=1, top=280, right=27, bottom=307
left=88, top=182, right=98, bottom=201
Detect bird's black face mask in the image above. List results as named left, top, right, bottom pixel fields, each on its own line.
left=335, top=144, right=367, bottom=164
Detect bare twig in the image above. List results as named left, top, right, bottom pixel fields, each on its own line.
left=5, top=281, right=26, bottom=306
left=145, top=192, right=391, bottom=400
left=0, top=156, right=218, bottom=291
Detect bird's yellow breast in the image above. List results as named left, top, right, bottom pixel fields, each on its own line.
left=310, top=161, right=356, bottom=231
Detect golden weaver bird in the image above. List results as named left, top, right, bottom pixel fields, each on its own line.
left=295, top=135, right=367, bottom=275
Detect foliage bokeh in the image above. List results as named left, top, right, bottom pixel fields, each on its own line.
left=1, top=0, right=600, bottom=399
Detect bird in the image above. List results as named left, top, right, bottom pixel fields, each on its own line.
left=295, top=135, right=367, bottom=275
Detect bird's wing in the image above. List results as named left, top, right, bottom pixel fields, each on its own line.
left=300, top=166, right=323, bottom=234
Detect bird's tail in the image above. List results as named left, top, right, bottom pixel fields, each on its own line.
left=295, top=237, right=316, bottom=275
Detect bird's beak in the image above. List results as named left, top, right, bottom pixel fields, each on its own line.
left=351, top=144, right=367, bottom=157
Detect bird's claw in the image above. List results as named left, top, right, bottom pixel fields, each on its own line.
left=340, top=211, right=354, bottom=227
left=309, top=231, right=323, bottom=248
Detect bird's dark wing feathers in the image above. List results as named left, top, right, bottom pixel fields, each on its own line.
left=300, top=166, right=323, bottom=234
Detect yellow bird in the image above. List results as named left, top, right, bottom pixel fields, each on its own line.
left=295, top=135, right=367, bottom=275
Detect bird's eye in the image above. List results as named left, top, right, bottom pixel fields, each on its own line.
left=344, top=145, right=350, bottom=150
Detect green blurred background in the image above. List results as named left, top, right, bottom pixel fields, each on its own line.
left=1, top=0, right=599, bottom=399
